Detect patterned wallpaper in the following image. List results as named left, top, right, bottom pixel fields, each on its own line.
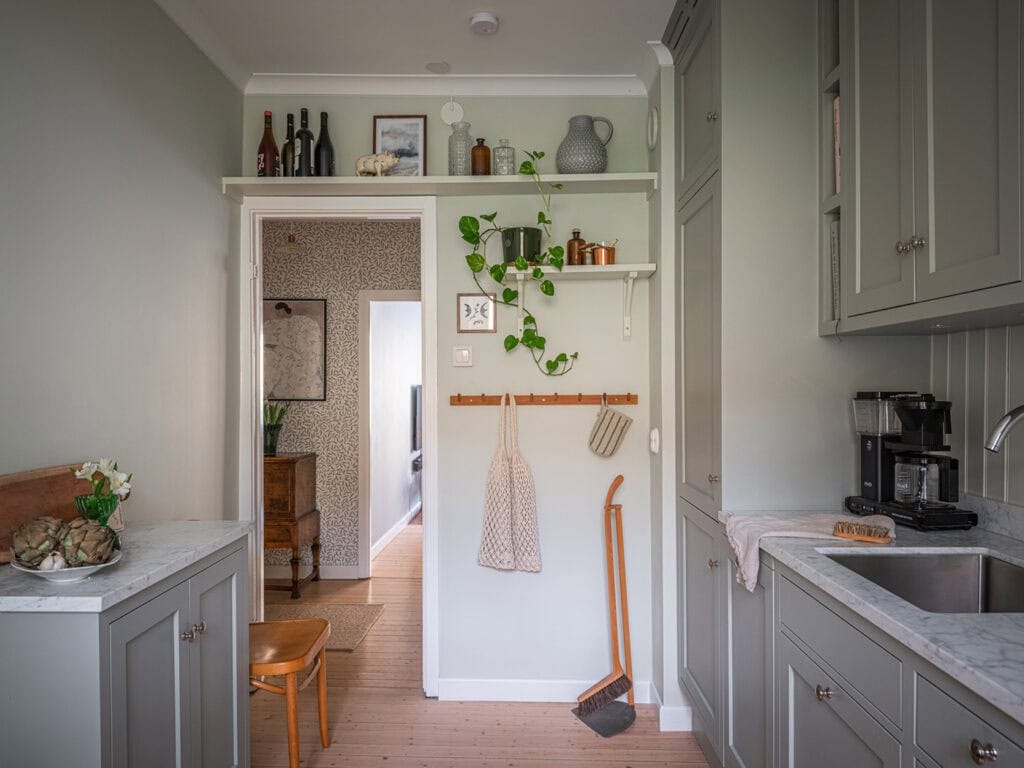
left=262, top=219, right=421, bottom=567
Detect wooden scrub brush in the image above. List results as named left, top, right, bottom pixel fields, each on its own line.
left=833, top=519, right=892, bottom=544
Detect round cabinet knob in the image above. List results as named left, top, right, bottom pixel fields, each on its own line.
left=707, top=559, right=719, bottom=569
left=706, top=111, right=719, bottom=122
left=193, top=621, right=207, bottom=635
left=707, top=473, right=720, bottom=484
left=895, top=241, right=911, bottom=255
left=180, top=629, right=195, bottom=643
left=909, top=234, right=928, bottom=249
left=815, top=685, right=833, bottom=701
left=971, top=738, right=999, bottom=764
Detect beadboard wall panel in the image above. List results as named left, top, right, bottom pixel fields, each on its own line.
left=262, top=220, right=421, bottom=568
left=931, top=325, right=1024, bottom=505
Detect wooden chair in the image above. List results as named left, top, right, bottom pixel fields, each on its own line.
left=249, top=618, right=331, bottom=768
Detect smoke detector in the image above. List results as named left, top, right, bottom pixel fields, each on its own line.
left=469, top=11, right=499, bottom=35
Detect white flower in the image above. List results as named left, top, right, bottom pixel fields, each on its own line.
left=74, top=461, right=99, bottom=480
left=97, top=458, right=117, bottom=477
left=110, top=471, right=131, bottom=498
left=38, top=552, right=67, bottom=571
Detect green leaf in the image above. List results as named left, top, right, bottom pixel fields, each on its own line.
left=533, top=150, right=545, bottom=159
left=515, top=255, right=529, bottom=271
left=522, top=328, right=537, bottom=342
left=466, top=252, right=486, bottom=273
left=556, top=353, right=568, bottom=363
left=540, top=279, right=555, bottom=296
left=502, top=287, right=518, bottom=303
left=489, top=263, right=507, bottom=283
left=546, top=360, right=558, bottom=373
left=480, top=212, right=498, bottom=223
left=535, top=335, right=546, bottom=350
left=571, top=352, right=579, bottom=359
left=504, top=334, right=519, bottom=352
left=459, top=216, right=481, bottom=245
left=551, top=183, right=564, bottom=190
left=523, top=315, right=536, bottom=326
left=549, top=245, right=564, bottom=260
left=532, top=267, right=543, bottom=279
left=550, top=252, right=565, bottom=271
left=519, top=160, right=535, bottom=176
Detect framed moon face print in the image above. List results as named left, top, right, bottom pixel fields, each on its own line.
left=456, top=293, right=497, bottom=333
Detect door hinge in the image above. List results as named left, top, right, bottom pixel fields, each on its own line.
left=250, top=262, right=259, bottom=280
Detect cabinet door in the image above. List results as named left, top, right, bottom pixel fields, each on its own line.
left=724, top=553, right=773, bottom=768
left=109, top=582, right=190, bottom=768
left=777, top=633, right=900, bottom=768
left=675, top=0, right=720, bottom=203
left=843, top=0, right=917, bottom=315
left=677, top=174, right=721, bottom=516
left=678, top=502, right=723, bottom=761
left=911, top=0, right=1022, bottom=300
left=189, top=549, right=248, bottom=768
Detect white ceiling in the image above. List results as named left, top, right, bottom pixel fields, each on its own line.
left=155, top=0, right=676, bottom=92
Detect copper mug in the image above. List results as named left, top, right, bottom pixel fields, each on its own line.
left=589, top=241, right=617, bottom=265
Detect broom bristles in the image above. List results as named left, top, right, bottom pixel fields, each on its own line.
left=575, top=674, right=632, bottom=717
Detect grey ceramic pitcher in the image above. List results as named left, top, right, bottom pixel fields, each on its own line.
left=555, top=115, right=614, bottom=174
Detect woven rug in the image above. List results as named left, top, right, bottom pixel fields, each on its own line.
left=264, top=602, right=384, bottom=651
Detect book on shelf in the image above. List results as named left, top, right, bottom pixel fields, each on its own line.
left=833, top=95, right=841, bottom=195
left=830, top=219, right=841, bottom=320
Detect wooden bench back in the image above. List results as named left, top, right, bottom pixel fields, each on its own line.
left=0, top=464, right=88, bottom=563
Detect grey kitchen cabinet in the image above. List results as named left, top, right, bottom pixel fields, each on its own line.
left=109, top=548, right=248, bottom=768
left=832, top=0, right=1023, bottom=330
left=666, top=0, right=720, bottom=204
left=676, top=173, right=721, bottom=518
left=777, top=632, right=901, bottom=767
left=678, top=503, right=774, bottom=768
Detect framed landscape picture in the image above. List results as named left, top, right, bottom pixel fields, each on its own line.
left=263, top=298, right=326, bottom=401
left=373, top=115, right=427, bottom=176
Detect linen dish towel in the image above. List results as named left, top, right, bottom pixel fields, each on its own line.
left=725, top=513, right=895, bottom=592
left=588, top=396, right=633, bottom=457
left=477, top=395, right=542, bottom=572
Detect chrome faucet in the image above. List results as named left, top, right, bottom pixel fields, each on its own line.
left=984, top=404, right=1024, bottom=452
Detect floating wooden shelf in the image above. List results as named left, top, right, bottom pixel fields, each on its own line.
left=221, top=173, right=659, bottom=202
left=450, top=393, right=639, bottom=407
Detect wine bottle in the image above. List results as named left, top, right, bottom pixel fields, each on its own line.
left=314, top=112, right=335, bottom=177
left=296, top=108, right=314, bottom=177
left=281, top=113, right=296, bottom=177
left=256, top=110, right=280, bottom=177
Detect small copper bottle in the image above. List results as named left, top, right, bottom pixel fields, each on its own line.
left=471, top=138, right=491, bottom=175
left=567, top=228, right=586, bottom=265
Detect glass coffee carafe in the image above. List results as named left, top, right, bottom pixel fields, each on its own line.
left=894, top=456, right=941, bottom=507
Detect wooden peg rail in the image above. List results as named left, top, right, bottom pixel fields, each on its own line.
left=449, top=393, right=639, bottom=406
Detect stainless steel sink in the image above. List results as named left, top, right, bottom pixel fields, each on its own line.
left=825, top=551, right=1024, bottom=613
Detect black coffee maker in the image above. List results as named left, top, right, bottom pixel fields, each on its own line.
left=845, top=392, right=977, bottom=530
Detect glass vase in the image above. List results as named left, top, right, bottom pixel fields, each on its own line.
left=264, top=424, right=283, bottom=456
left=75, top=493, right=120, bottom=526
left=493, top=138, right=516, bottom=175
left=448, top=121, right=472, bottom=176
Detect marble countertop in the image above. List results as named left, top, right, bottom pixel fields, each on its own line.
left=753, top=520, right=1024, bottom=725
left=0, top=521, right=252, bottom=613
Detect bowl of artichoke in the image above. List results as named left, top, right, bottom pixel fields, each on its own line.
left=10, top=516, right=121, bottom=583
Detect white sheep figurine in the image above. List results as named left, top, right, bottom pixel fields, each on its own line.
left=355, top=151, right=400, bottom=177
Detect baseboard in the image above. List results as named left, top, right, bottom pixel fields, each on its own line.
left=264, top=564, right=361, bottom=580
left=371, top=503, right=422, bottom=559
left=437, top=678, right=654, bottom=704
left=648, top=681, right=693, bottom=731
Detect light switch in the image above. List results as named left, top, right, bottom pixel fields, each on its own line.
left=453, top=346, right=473, bottom=367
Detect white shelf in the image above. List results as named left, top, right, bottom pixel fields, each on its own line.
left=503, top=263, right=656, bottom=339
left=221, top=173, right=658, bottom=202
left=505, top=263, right=657, bottom=281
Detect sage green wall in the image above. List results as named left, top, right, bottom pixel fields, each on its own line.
left=0, top=0, right=242, bottom=520
left=242, top=95, right=648, bottom=176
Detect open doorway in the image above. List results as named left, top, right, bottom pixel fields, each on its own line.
left=358, top=291, right=423, bottom=575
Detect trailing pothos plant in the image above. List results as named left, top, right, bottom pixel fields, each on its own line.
left=460, top=150, right=578, bottom=376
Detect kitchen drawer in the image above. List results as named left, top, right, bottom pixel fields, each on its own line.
left=915, top=675, right=1024, bottom=767
left=779, top=576, right=902, bottom=728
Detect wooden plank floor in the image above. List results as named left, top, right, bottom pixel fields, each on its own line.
left=253, top=516, right=708, bottom=767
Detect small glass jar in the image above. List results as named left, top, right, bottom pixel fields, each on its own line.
left=471, top=138, right=491, bottom=175
left=448, top=121, right=472, bottom=176
left=493, top=139, right=516, bottom=175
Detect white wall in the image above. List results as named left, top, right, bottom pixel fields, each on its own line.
left=435, top=191, right=654, bottom=697
left=0, top=0, right=243, bottom=519
left=370, top=301, right=422, bottom=548
left=718, top=0, right=931, bottom=513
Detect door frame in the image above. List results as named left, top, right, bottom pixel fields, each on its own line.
left=236, top=195, right=439, bottom=697
left=358, top=289, right=423, bottom=578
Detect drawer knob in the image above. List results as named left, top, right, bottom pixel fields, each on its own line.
left=707, top=473, right=720, bottom=484
left=180, top=629, right=195, bottom=643
left=895, top=240, right=912, bottom=255
left=707, top=559, right=719, bottom=570
left=971, top=738, right=998, bottom=764
left=706, top=111, right=719, bottom=122
left=193, top=621, right=207, bottom=635
left=815, top=685, right=833, bottom=701
left=909, top=234, right=927, bottom=250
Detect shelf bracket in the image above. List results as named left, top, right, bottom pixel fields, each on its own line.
left=516, top=274, right=526, bottom=337
left=622, top=271, right=638, bottom=339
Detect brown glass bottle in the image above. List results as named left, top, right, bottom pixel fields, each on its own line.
left=257, top=110, right=280, bottom=177
left=471, top=138, right=491, bottom=175
left=567, top=228, right=586, bottom=265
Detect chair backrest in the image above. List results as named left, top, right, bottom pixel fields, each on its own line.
left=0, top=464, right=88, bottom=563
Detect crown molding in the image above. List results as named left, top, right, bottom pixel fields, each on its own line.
left=245, top=73, right=649, bottom=97
left=154, top=0, right=250, bottom=90
left=641, top=41, right=675, bottom=92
